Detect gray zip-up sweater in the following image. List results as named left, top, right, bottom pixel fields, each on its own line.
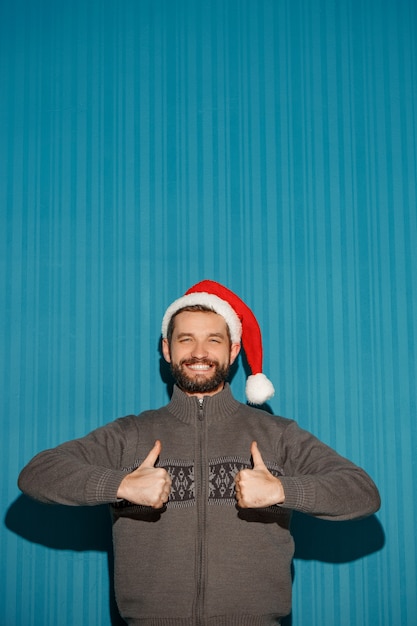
left=18, top=384, right=380, bottom=625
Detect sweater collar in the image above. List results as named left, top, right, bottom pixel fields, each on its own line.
left=167, top=383, right=241, bottom=424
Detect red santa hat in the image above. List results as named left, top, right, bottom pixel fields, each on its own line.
left=161, top=280, right=275, bottom=405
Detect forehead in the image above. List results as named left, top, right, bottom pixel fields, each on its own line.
left=172, top=310, right=229, bottom=335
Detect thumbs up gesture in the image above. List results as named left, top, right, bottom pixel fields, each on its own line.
left=116, top=440, right=172, bottom=508
left=234, top=442, right=285, bottom=509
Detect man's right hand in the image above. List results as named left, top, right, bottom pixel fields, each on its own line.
left=116, top=440, right=172, bottom=508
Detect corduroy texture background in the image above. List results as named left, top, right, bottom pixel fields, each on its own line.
left=1, top=0, right=416, bottom=624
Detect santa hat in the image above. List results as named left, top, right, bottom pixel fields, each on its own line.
left=161, top=280, right=275, bottom=405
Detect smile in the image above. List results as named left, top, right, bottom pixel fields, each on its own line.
left=186, top=363, right=212, bottom=371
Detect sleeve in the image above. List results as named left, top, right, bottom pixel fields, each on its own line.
left=277, top=420, right=381, bottom=520
left=18, top=418, right=134, bottom=506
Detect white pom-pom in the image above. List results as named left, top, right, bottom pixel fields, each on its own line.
left=245, top=373, right=275, bottom=405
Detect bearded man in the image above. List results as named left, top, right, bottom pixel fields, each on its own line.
left=18, top=280, right=380, bottom=626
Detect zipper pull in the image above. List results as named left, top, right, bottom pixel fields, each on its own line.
left=198, top=397, right=204, bottom=420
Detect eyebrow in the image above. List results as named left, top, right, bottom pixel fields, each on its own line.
left=175, top=332, right=227, bottom=339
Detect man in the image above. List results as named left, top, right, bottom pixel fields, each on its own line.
left=18, top=280, right=380, bottom=626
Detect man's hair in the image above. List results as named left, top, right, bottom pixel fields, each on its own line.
left=166, top=305, right=232, bottom=345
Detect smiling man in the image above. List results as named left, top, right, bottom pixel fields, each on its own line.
left=18, top=280, right=380, bottom=626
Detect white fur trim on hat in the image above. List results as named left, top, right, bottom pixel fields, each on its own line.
left=161, top=292, right=242, bottom=343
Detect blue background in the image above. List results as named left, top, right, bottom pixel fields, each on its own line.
left=1, top=0, right=416, bottom=624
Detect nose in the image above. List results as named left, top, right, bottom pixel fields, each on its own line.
left=190, top=341, right=208, bottom=359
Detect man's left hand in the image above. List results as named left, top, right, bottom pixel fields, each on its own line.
left=234, top=441, right=285, bottom=508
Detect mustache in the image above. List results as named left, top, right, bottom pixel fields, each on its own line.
left=180, top=357, right=219, bottom=367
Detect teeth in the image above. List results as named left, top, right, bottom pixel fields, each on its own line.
left=188, top=364, right=211, bottom=370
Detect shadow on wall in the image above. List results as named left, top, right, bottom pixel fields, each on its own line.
left=281, top=512, right=385, bottom=626
left=5, top=496, right=385, bottom=626
left=5, top=496, right=126, bottom=626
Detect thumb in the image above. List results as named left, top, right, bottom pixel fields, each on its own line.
left=140, top=440, right=162, bottom=468
left=251, top=441, right=266, bottom=469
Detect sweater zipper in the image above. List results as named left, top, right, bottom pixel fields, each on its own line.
left=195, top=397, right=207, bottom=625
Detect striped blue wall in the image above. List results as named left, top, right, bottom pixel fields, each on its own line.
left=1, top=0, right=416, bottom=624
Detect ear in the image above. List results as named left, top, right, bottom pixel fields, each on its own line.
left=229, top=342, right=241, bottom=365
left=162, top=338, right=171, bottom=363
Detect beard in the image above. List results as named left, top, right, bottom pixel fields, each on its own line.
left=170, top=357, right=231, bottom=394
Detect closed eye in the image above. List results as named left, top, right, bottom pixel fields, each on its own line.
left=208, top=335, right=226, bottom=343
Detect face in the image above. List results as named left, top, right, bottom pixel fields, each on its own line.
left=162, top=310, right=241, bottom=397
